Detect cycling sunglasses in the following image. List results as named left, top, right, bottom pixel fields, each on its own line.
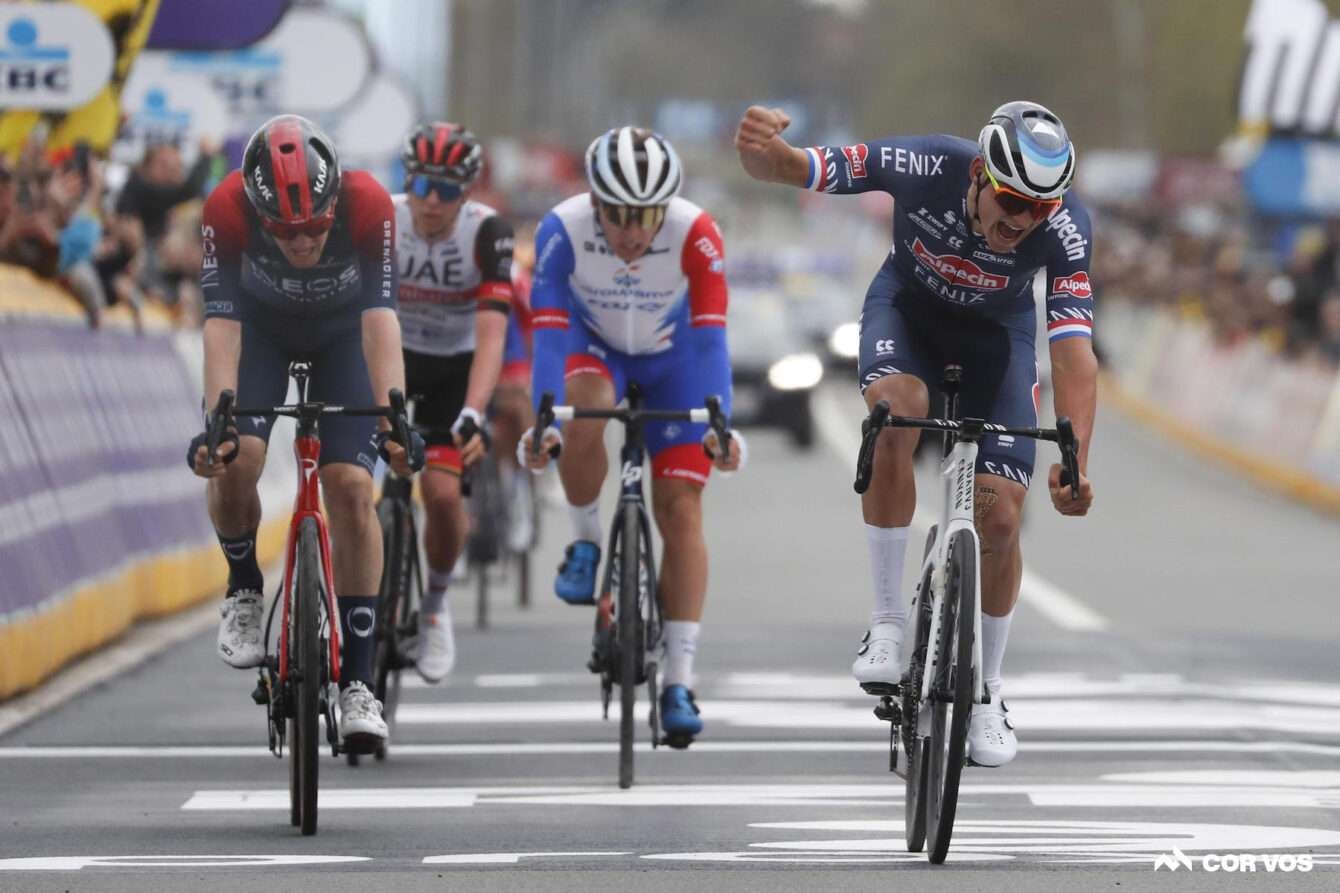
left=261, top=213, right=335, bottom=240
left=407, top=174, right=465, bottom=202
left=598, top=200, right=667, bottom=230
left=981, top=168, right=1062, bottom=221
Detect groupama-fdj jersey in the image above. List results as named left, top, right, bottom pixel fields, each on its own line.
left=200, top=169, right=397, bottom=474
left=805, top=134, right=1096, bottom=490
left=530, top=193, right=731, bottom=485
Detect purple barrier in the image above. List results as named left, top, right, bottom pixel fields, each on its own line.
left=0, top=320, right=212, bottom=622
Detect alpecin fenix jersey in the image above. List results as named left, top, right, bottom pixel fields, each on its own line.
left=805, top=134, right=1095, bottom=342
left=393, top=196, right=514, bottom=357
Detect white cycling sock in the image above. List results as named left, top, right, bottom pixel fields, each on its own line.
left=866, top=524, right=910, bottom=632
left=661, top=620, right=700, bottom=689
left=568, top=498, right=602, bottom=545
left=981, top=610, right=1013, bottom=697
left=422, top=567, right=451, bottom=615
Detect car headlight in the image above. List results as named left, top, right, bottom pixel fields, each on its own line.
left=768, top=352, right=824, bottom=391
left=828, top=322, right=860, bottom=359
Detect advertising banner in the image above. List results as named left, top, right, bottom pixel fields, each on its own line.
left=145, top=0, right=287, bottom=51
left=0, top=320, right=210, bottom=623
left=0, top=4, right=114, bottom=110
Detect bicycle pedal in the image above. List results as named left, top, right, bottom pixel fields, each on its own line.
left=860, top=681, right=900, bottom=697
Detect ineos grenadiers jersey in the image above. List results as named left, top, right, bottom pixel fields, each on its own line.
left=805, top=135, right=1095, bottom=342
left=201, top=169, right=395, bottom=336
left=530, top=193, right=731, bottom=415
left=393, top=196, right=514, bottom=357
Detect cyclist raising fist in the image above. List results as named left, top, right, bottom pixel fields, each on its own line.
left=736, top=101, right=1096, bottom=767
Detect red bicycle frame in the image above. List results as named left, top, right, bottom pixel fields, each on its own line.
left=275, top=433, right=342, bottom=688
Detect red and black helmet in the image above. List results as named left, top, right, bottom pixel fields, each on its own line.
left=401, top=121, right=483, bottom=184
left=242, top=114, right=342, bottom=225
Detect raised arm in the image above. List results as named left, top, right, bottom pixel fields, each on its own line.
left=734, top=105, right=810, bottom=188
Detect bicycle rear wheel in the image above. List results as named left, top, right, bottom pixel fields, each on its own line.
left=925, top=528, right=976, bottom=863
left=291, top=518, right=323, bottom=835
left=617, top=506, right=640, bottom=789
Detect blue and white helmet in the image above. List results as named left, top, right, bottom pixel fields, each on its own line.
left=585, top=127, right=682, bottom=206
left=977, top=101, right=1076, bottom=201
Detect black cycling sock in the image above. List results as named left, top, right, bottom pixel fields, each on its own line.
left=218, top=529, right=264, bottom=593
left=339, top=595, right=378, bottom=687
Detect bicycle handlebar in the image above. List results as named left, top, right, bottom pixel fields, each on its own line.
left=532, top=390, right=732, bottom=459
left=853, top=400, right=1081, bottom=499
left=206, top=388, right=416, bottom=456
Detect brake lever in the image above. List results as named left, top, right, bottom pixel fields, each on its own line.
left=533, top=392, right=556, bottom=459
left=1056, top=417, right=1081, bottom=500
left=854, top=400, right=890, bottom=495
left=206, top=390, right=235, bottom=466
left=385, top=389, right=408, bottom=445
left=705, top=395, right=731, bottom=461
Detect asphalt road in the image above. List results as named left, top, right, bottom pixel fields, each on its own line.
left=1, top=381, right=1338, bottom=892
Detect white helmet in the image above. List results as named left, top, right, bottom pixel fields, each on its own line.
left=977, top=100, right=1075, bottom=201
left=585, top=126, right=682, bottom=206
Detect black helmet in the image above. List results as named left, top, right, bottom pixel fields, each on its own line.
left=401, top=121, right=483, bottom=184
left=242, top=114, right=342, bottom=224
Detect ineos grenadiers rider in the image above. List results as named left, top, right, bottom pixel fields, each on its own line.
left=735, top=101, right=1097, bottom=767
left=191, top=115, right=423, bottom=754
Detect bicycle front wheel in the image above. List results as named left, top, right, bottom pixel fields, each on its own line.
left=925, top=528, right=976, bottom=863
left=904, top=546, right=935, bottom=853
left=617, top=506, right=640, bottom=790
left=292, top=518, right=323, bottom=836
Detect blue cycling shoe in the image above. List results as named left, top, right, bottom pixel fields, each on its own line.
left=555, top=540, right=600, bottom=605
left=660, top=684, right=702, bottom=749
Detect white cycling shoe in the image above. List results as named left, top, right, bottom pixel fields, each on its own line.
left=968, top=696, right=1017, bottom=767
left=851, top=623, right=904, bottom=690
left=217, top=590, right=266, bottom=669
left=338, top=681, right=389, bottom=754
left=415, top=609, right=456, bottom=683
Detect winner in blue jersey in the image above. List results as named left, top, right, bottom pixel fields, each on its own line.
left=736, top=101, right=1097, bottom=767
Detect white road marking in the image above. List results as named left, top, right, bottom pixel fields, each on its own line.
left=746, top=819, right=1340, bottom=856
left=0, top=855, right=369, bottom=871
left=812, top=387, right=1109, bottom=632
left=387, top=696, right=1340, bottom=736
left=423, top=852, right=628, bottom=865
left=1102, top=770, right=1340, bottom=788
left=178, top=781, right=1340, bottom=812
left=7, top=739, right=1340, bottom=759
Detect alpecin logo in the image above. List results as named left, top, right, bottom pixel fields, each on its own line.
left=842, top=144, right=868, bottom=178
left=911, top=238, right=1008, bottom=291
left=1051, top=272, right=1092, bottom=299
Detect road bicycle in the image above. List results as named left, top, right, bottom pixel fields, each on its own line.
left=853, top=363, right=1079, bottom=864
left=533, top=385, right=730, bottom=789
left=205, top=361, right=412, bottom=834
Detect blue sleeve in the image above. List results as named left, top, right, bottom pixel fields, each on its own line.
left=1041, top=198, right=1096, bottom=343
left=529, top=211, right=576, bottom=415
left=691, top=325, right=732, bottom=420
left=804, top=135, right=954, bottom=203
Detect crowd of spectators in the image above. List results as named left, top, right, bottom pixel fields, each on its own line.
left=1092, top=197, right=1340, bottom=370
left=0, top=128, right=220, bottom=332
